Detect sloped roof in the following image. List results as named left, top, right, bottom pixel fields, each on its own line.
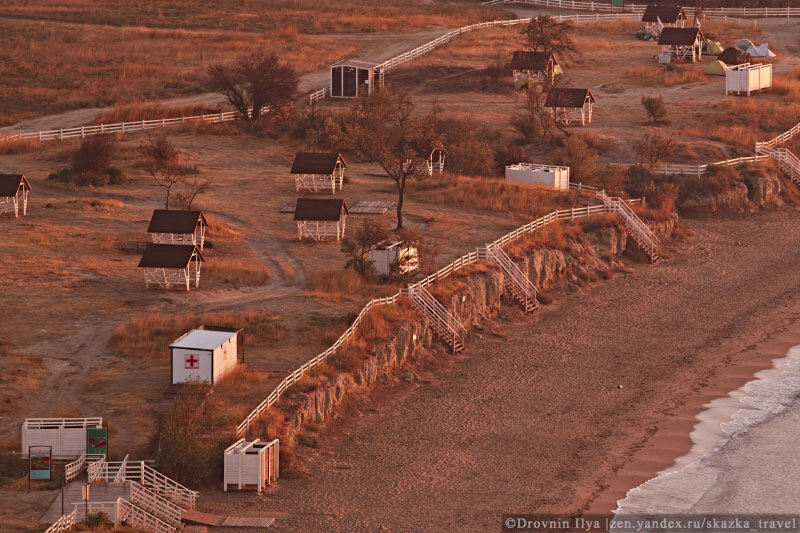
left=290, top=153, right=347, bottom=175
left=510, top=51, right=557, bottom=72
left=170, top=329, right=236, bottom=350
left=642, top=5, right=687, bottom=23
left=658, top=27, right=703, bottom=46
left=147, top=209, right=207, bottom=234
left=0, top=174, right=31, bottom=196
left=138, top=243, right=204, bottom=268
left=545, top=88, right=595, bottom=108
left=293, top=198, right=349, bottom=222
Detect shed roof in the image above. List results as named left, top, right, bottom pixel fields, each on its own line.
left=331, top=59, right=380, bottom=69
left=642, top=5, right=687, bottom=23
left=0, top=174, right=31, bottom=196
left=170, top=329, right=236, bottom=350
left=545, top=88, right=595, bottom=108
left=293, top=198, right=349, bottom=221
left=290, top=153, right=347, bottom=175
left=138, top=243, right=204, bottom=268
left=658, top=27, right=703, bottom=46
left=147, top=209, right=207, bottom=234
left=510, top=51, right=557, bottom=72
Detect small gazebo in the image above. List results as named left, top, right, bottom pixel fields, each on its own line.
left=641, top=5, right=687, bottom=28
left=510, top=51, right=561, bottom=84
left=658, top=27, right=704, bottom=62
left=544, top=88, right=596, bottom=126
left=147, top=209, right=208, bottom=249
left=0, top=174, right=31, bottom=218
left=290, top=152, right=347, bottom=194
left=330, top=60, right=384, bottom=98
left=293, top=198, right=349, bottom=241
left=138, top=243, right=205, bottom=291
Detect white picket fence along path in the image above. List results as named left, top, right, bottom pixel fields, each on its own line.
left=482, top=0, right=800, bottom=18
left=44, top=509, right=77, bottom=533
left=236, top=192, right=652, bottom=435
left=117, top=498, right=177, bottom=533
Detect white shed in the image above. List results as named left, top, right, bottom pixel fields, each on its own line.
left=170, top=328, right=238, bottom=385
left=21, top=418, right=103, bottom=459
left=369, top=241, right=419, bottom=277
left=224, top=438, right=279, bottom=494
left=505, top=163, right=570, bottom=190
left=726, top=63, right=772, bottom=96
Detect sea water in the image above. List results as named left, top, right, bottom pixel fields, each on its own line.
left=613, top=345, right=800, bottom=521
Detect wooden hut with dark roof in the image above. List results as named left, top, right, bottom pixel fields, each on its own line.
left=290, top=152, right=347, bottom=194
left=641, top=5, right=687, bottom=28
left=293, top=198, right=349, bottom=241
left=0, top=174, right=31, bottom=218
left=545, top=88, right=596, bottom=126
left=147, top=209, right=208, bottom=249
left=138, top=243, right=205, bottom=291
left=510, top=51, right=561, bottom=83
left=658, top=27, right=705, bottom=62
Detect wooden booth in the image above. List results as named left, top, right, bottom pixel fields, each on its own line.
left=510, top=51, right=561, bottom=84
left=147, top=209, right=208, bottom=249
left=369, top=241, right=419, bottom=277
left=726, top=63, right=772, bottom=96
left=224, top=438, right=279, bottom=494
left=22, top=418, right=103, bottom=459
left=170, top=327, right=239, bottom=385
left=291, top=152, right=347, bottom=194
left=138, top=243, right=204, bottom=291
left=658, top=27, right=704, bottom=63
left=294, top=198, right=349, bottom=241
left=330, top=59, right=384, bottom=98
left=505, top=163, right=570, bottom=191
left=641, top=5, right=687, bottom=28
left=545, top=88, right=595, bottom=126
left=0, top=174, right=31, bottom=218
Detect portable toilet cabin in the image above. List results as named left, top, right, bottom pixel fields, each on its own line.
left=224, top=438, right=279, bottom=494
left=368, top=241, right=419, bottom=277
left=505, top=163, right=570, bottom=191
left=170, top=327, right=239, bottom=385
left=21, top=418, right=104, bottom=459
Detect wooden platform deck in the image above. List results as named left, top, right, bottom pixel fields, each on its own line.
left=182, top=508, right=275, bottom=528
left=41, top=480, right=129, bottom=524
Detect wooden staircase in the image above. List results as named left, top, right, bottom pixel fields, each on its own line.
left=758, top=146, right=800, bottom=184
left=407, top=285, right=467, bottom=352
left=117, top=497, right=177, bottom=533
left=485, top=244, right=538, bottom=313
left=599, top=191, right=660, bottom=263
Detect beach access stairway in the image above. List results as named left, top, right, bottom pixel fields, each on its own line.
left=598, top=190, right=660, bottom=262
left=757, top=146, right=800, bottom=185
left=407, top=285, right=467, bottom=352
left=485, top=243, right=538, bottom=313
left=88, top=457, right=198, bottom=509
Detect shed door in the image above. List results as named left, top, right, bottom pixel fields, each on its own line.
left=342, top=67, right=357, bottom=97
left=357, top=68, right=370, bottom=96
left=331, top=66, right=343, bottom=97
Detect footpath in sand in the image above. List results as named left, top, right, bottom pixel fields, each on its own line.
left=200, top=210, right=800, bottom=531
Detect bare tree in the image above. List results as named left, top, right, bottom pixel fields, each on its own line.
left=339, top=88, right=442, bottom=229
left=522, top=15, right=577, bottom=58
left=143, top=136, right=190, bottom=209
left=512, top=76, right=567, bottom=141
left=207, top=52, right=298, bottom=123
left=177, top=176, right=212, bottom=210
left=341, top=218, right=390, bottom=277
left=634, top=131, right=678, bottom=169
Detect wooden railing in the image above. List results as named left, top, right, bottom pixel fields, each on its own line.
left=407, top=285, right=467, bottom=352
left=758, top=146, right=800, bottom=184
left=117, top=498, right=177, bottom=533
left=44, top=509, right=77, bottom=533
left=757, top=121, right=800, bottom=151
left=65, top=453, right=106, bottom=481
left=88, top=459, right=198, bottom=509
left=482, top=0, right=800, bottom=18
left=113, top=454, right=129, bottom=483
left=485, top=243, right=539, bottom=313
left=129, top=481, right=182, bottom=529
left=600, top=191, right=659, bottom=261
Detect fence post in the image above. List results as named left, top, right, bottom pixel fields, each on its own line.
left=59, top=128, right=63, bottom=140
left=162, top=118, right=165, bottom=127
left=81, top=126, right=85, bottom=139
left=100, top=123, right=104, bottom=134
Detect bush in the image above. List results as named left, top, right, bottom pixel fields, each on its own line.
left=73, top=135, right=117, bottom=173
left=634, top=131, right=678, bottom=169
left=551, top=135, right=597, bottom=182
left=86, top=512, right=112, bottom=529
left=439, top=117, right=496, bottom=177
left=47, top=166, right=126, bottom=187
left=494, top=144, right=531, bottom=175
left=641, top=95, right=667, bottom=124
left=480, top=56, right=513, bottom=93
left=510, top=113, right=541, bottom=143
left=296, top=433, right=322, bottom=449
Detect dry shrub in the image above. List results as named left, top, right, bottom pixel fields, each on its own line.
left=0, top=138, right=42, bottom=154
left=305, top=268, right=372, bottom=300
left=426, top=277, right=468, bottom=304
left=772, top=67, right=800, bottom=103
left=504, top=221, right=583, bottom=258
left=203, top=214, right=240, bottom=242
left=94, top=103, right=222, bottom=125
left=204, top=259, right=271, bottom=287
left=328, top=340, right=368, bottom=373
left=109, top=311, right=287, bottom=360
left=358, top=300, right=419, bottom=343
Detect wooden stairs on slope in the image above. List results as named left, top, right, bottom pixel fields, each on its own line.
left=407, top=285, right=467, bottom=353
left=599, top=191, right=660, bottom=263
left=485, top=243, right=539, bottom=313
left=758, top=146, right=800, bottom=185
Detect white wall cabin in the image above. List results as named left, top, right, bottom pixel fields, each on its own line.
left=224, top=438, right=279, bottom=494
left=170, top=329, right=238, bottom=385
left=505, top=163, right=570, bottom=191
left=21, top=417, right=103, bottom=459
left=369, top=242, right=419, bottom=277
left=725, top=63, right=772, bottom=96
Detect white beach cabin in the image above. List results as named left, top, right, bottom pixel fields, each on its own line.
left=170, top=329, right=238, bottom=385
left=505, top=163, right=570, bottom=191
left=725, top=63, right=772, bottom=96
left=369, top=241, right=419, bottom=277
left=21, top=417, right=103, bottom=459
left=224, top=438, right=280, bottom=494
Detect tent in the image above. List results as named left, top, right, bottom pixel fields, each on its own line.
left=704, top=40, right=724, bottom=55
left=718, top=46, right=753, bottom=65
left=747, top=43, right=776, bottom=58
left=705, top=60, right=728, bottom=76
left=734, top=38, right=755, bottom=50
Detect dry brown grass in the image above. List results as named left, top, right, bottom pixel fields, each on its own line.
left=623, top=64, right=708, bottom=87
left=504, top=221, right=583, bottom=259
left=693, top=99, right=800, bottom=149
left=772, top=66, right=800, bottom=103
left=204, top=259, right=271, bottom=287
left=94, top=102, right=222, bottom=124
left=358, top=300, right=420, bottom=343
left=204, top=214, right=240, bottom=241
left=304, top=268, right=378, bottom=301
left=0, top=339, right=47, bottom=414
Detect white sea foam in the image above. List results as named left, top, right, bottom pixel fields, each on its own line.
left=612, top=345, right=800, bottom=520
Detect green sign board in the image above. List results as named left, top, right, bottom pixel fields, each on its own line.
left=87, top=427, right=108, bottom=455
left=29, top=446, right=51, bottom=480
left=612, top=0, right=624, bottom=6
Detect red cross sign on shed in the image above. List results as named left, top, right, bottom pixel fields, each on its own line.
left=185, top=354, right=199, bottom=369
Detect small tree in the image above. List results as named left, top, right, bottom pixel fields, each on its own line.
left=178, top=176, right=211, bottom=210
left=143, top=136, right=190, bottom=209
left=341, top=218, right=390, bottom=277
left=551, top=134, right=597, bottom=182
left=634, top=131, right=678, bottom=169
left=339, top=88, right=441, bottom=229
left=641, top=95, right=667, bottom=124
left=522, top=15, right=577, bottom=58
left=73, top=135, right=116, bottom=173
left=207, top=52, right=298, bottom=123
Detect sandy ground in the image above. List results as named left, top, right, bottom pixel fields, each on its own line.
left=196, top=209, right=800, bottom=531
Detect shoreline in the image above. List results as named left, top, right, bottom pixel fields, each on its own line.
left=586, top=323, right=800, bottom=517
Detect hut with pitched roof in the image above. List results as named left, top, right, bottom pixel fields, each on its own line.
left=138, top=243, right=205, bottom=290
left=641, top=5, right=687, bottom=28
left=293, top=198, right=349, bottom=241
left=658, top=27, right=705, bottom=62
left=147, top=209, right=208, bottom=249
left=0, top=174, right=31, bottom=218
left=510, top=51, right=561, bottom=84
left=290, top=152, right=347, bottom=194
left=545, top=88, right=596, bottom=126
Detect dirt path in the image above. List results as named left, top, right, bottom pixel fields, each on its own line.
left=197, top=211, right=800, bottom=531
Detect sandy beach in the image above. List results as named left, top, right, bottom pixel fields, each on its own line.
left=202, top=210, right=800, bottom=532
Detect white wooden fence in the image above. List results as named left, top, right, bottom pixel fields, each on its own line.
left=44, top=509, right=77, bottom=533
left=482, top=0, right=800, bottom=18
left=88, top=458, right=198, bottom=509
